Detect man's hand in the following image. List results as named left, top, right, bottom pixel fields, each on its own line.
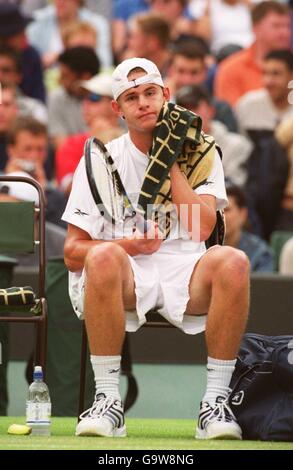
left=130, top=220, right=163, bottom=255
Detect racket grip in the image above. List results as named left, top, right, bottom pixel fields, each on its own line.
left=135, top=213, right=150, bottom=233
left=143, top=219, right=149, bottom=233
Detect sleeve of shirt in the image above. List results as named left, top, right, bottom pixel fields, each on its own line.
left=195, top=148, right=228, bottom=211
left=61, top=157, right=104, bottom=238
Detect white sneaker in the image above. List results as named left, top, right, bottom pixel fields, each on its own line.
left=196, top=396, right=242, bottom=440
left=76, top=393, right=126, bottom=437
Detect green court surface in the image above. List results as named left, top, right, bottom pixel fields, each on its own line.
left=0, top=417, right=292, bottom=450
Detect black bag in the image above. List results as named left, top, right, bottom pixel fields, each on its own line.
left=229, top=333, right=293, bottom=441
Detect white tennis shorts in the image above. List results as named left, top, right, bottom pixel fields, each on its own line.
left=69, top=244, right=208, bottom=335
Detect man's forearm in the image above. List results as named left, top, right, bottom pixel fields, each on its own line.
left=64, top=237, right=143, bottom=272
left=170, top=163, right=216, bottom=240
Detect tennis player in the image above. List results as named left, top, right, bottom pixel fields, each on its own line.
left=62, top=58, right=249, bottom=440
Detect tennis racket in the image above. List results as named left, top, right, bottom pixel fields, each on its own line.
left=85, top=137, right=148, bottom=232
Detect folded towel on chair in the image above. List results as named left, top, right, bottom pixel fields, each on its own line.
left=0, top=286, right=35, bottom=307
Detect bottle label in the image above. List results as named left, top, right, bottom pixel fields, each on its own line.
left=26, top=402, right=51, bottom=423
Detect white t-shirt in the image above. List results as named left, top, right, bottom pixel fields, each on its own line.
left=62, top=132, right=227, bottom=334
left=236, top=88, right=293, bottom=135
left=189, top=0, right=255, bottom=54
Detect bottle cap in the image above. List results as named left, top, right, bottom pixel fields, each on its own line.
left=33, top=365, right=43, bottom=380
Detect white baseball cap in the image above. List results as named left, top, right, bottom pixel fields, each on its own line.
left=112, top=57, right=164, bottom=100
left=0, top=171, right=39, bottom=204
left=80, top=73, right=113, bottom=97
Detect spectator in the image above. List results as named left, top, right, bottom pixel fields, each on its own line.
left=126, top=12, right=171, bottom=77
left=236, top=49, right=293, bottom=135
left=225, top=184, right=275, bottom=272
left=0, top=84, right=18, bottom=171
left=0, top=2, right=46, bottom=102
left=279, top=235, right=293, bottom=273
left=215, top=1, right=291, bottom=106
left=112, top=0, right=149, bottom=61
left=0, top=45, right=48, bottom=124
left=0, top=174, right=67, bottom=264
left=56, top=73, right=123, bottom=194
left=5, top=117, right=67, bottom=227
left=189, top=0, right=255, bottom=54
left=149, top=0, right=192, bottom=40
left=166, top=41, right=238, bottom=132
left=48, top=46, right=100, bottom=148
left=272, top=115, right=293, bottom=231
left=62, top=20, right=97, bottom=49
left=27, top=0, right=112, bottom=68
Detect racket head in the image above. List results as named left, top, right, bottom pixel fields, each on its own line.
left=85, top=137, right=132, bottom=224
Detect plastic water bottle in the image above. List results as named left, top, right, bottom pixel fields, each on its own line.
left=26, top=366, right=51, bottom=436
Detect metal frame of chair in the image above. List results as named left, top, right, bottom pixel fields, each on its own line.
left=0, top=175, right=47, bottom=373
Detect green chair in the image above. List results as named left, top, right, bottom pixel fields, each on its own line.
left=0, top=175, right=47, bottom=373
left=45, top=257, right=137, bottom=417
left=0, top=255, right=17, bottom=414
left=270, top=230, right=293, bottom=271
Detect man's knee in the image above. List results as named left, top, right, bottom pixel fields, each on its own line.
left=211, top=246, right=250, bottom=285
left=219, top=246, right=250, bottom=284
left=85, top=243, right=126, bottom=280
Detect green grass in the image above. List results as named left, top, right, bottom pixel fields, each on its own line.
left=0, top=417, right=292, bottom=450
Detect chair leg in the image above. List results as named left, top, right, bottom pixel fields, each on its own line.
left=78, top=322, right=88, bottom=420
left=35, top=300, right=48, bottom=376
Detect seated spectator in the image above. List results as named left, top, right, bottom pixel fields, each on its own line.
left=279, top=236, right=293, bottom=274
left=273, top=115, right=293, bottom=231
left=0, top=174, right=66, bottom=265
left=48, top=46, right=100, bottom=149
left=126, top=12, right=171, bottom=77
left=0, top=45, right=47, bottom=124
left=27, top=0, right=112, bottom=68
left=0, top=2, right=46, bottom=102
left=112, top=0, right=149, bottom=61
left=236, top=49, right=293, bottom=136
left=0, top=84, right=18, bottom=171
left=224, top=184, right=275, bottom=272
left=62, top=20, right=97, bottom=49
left=166, top=41, right=238, bottom=132
left=4, top=117, right=67, bottom=228
left=176, top=85, right=252, bottom=187
left=149, top=0, right=192, bottom=41
left=215, top=1, right=291, bottom=106
left=188, top=0, right=255, bottom=54
left=56, top=73, right=123, bottom=195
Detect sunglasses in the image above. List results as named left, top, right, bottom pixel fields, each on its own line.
left=84, top=93, right=103, bottom=103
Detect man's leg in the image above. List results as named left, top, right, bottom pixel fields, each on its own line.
left=76, top=242, right=136, bottom=437
left=186, top=245, right=250, bottom=440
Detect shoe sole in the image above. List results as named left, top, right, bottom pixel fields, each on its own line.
left=196, top=428, right=242, bottom=440
left=76, top=425, right=127, bottom=438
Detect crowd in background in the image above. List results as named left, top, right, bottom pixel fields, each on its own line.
left=1, top=0, right=293, bottom=272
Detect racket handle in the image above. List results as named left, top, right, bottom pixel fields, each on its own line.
left=143, top=219, right=149, bottom=233
left=134, top=213, right=149, bottom=233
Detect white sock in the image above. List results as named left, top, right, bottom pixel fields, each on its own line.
left=202, top=356, right=236, bottom=405
left=90, top=355, right=121, bottom=400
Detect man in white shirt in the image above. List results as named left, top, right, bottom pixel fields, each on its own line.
left=62, top=58, right=249, bottom=440
left=236, top=49, right=293, bottom=135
